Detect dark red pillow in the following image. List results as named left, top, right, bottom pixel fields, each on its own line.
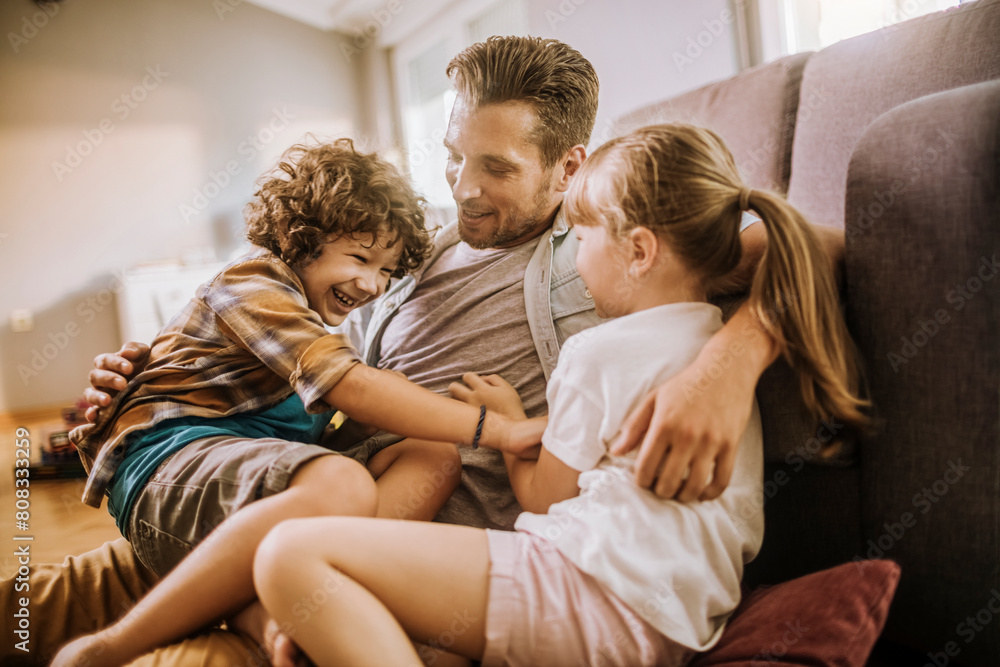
left=691, top=560, right=901, bottom=666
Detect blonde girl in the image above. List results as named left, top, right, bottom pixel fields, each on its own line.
left=248, top=123, right=869, bottom=667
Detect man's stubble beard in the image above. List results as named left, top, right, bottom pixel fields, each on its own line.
left=459, top=178, right=558, bottom=250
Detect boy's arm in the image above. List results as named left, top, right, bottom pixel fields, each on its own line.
left=326, top=365, right=535, bottom=451
left=615, top=222, right=844, bottom=501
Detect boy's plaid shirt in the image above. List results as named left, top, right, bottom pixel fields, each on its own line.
left=71, top=248, right=361, bottom=508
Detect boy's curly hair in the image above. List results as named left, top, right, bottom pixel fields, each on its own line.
left=246, top=138, right=431, bottom=277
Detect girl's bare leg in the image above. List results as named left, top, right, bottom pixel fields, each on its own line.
left=229, top=438, right=462, bottom=664
left=254, top=516, right=492, bottom=666
left=51, top=456, right=378, bottom=667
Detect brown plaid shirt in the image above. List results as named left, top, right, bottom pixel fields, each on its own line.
left=72, top=247, right=361, bottom=508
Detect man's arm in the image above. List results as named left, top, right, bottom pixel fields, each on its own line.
left=84, top=342, right=150, bottom=422
left=615, top=221, right=844, bottom=501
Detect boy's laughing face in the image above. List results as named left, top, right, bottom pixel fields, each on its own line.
left=295, top=232, right=401, bottom=326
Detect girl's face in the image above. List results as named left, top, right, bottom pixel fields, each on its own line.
left=573, top=221, right=632, bottom=319
left=295, top=232, right=401, bottom=326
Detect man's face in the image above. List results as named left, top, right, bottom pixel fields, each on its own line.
left=444, top=99, right=564, bottom=249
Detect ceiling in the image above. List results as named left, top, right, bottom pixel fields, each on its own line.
left=243, top=0, right=456, bottom=46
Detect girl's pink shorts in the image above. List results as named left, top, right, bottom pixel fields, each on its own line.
left=482, top=529, right=694, bottom=667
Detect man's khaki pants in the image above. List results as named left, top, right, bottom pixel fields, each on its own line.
left=2, top=538, right=263, bottom=666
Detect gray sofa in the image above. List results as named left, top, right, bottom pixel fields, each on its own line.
left=615, top=1, right=1000, bottom=663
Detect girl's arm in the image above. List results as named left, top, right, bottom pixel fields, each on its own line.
left=449, top=373, right=581, bottom=514
left=325, top=364, right=542, bottom=452
left=503, top=444, right=582, bottom=514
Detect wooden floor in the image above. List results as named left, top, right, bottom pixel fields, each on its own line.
left=1, top=407, right=121, bottom=578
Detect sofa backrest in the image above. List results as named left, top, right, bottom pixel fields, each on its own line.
left=611, top=53, right=811, bottom=194
left=786, top=0, right=1000, bottom=228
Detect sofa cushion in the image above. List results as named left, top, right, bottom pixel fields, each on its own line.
left=692, top=560, right=901, bottom=666
left=611, top=52, right=811, bottom=193
left=786, top=0, right=1000, bottom=228
left=844, top=79, right=1000, bottom=664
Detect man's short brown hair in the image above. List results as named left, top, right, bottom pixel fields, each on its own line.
left=446, top=36, right=599, bottom=167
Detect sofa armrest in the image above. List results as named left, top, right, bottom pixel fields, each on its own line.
left=844, top=79, right=1000, bottom=663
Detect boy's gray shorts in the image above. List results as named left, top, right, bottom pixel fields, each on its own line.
left=126, top=435, right=341, bottom=577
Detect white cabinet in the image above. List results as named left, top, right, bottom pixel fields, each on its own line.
left=116, top=263, right=225, bottom=345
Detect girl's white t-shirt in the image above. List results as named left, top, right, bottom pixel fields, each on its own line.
left=514, top=302, right=765, bottom=651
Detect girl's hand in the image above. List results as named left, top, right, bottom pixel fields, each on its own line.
left=448, top=373, right=527, bottom=420
left=506, top=417, right=546, bottom=459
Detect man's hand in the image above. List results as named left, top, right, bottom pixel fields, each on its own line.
left=448, top=372, right=527, bottom=420
left=84, top=342, right=150, bottom=422
left=612, top=307, right=774, bottom=501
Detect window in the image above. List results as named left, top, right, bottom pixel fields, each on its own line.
left=392, top=0, right=527, bottom=210
left=764, top=0, right=965, bottom=57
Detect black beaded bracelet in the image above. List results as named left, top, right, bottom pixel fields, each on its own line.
left=471, top=404, right=486, bottom=450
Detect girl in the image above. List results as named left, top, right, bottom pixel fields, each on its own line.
left=248, top=123, right=870, bottom=667
left=52, top=139, right=540, bottom=667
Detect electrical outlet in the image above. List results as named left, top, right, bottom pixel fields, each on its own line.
left=11, top=309, right=33, bottom=332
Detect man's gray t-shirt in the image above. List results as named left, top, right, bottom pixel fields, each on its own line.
left=378, top=237, right=546, bottom=530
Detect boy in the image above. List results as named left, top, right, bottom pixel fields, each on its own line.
left=56, top=139, right=539, bottom=667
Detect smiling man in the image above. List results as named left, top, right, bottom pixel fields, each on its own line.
left=10, top=35, right=819, bottom=667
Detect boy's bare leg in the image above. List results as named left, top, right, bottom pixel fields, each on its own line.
left=254, top=516, right=491, bottom=666
left=368, top=438, right=463, bottom=520
left=51, top=455, right=378, bottom=667
left=228, top=438, right=463, bottom=665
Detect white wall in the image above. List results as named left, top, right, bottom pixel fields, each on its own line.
left=525, top=0, right=744, bottom=150
left=0, top=0, right=363, bottom=412
left=0, top=0, right=745, bottom=414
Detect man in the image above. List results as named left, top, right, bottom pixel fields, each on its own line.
left=7, top=36, right=837, bottom=666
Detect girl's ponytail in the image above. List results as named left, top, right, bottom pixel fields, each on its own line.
left=743, top=188, right=869, bottom=430
left=566, top=122, right=869, bottom=432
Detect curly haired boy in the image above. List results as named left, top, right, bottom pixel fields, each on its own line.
left=56, top=138, right=541, bottom=667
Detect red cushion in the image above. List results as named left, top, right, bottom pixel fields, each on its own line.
left=691, top=560, right=901, bottom=666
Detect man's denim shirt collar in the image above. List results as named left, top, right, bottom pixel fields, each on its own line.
left=342, top=207, right=597, bottom=382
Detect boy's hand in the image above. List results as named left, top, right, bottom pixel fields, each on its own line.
left=448, top=373, right=526, bottom=420
left=85, top=342, right=151, bottom=422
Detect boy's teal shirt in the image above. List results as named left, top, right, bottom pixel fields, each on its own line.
left=107, top=394, right=335, bottom=536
